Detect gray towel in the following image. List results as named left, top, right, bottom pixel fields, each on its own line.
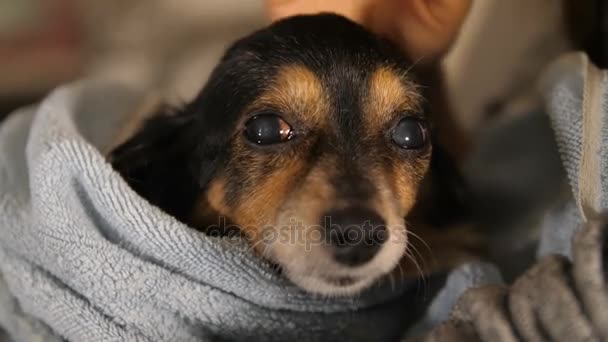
left=537, top=51, right=608, bottom=257
left=0, top=80, right=503, bottom=342
left=417, top=52, right=608, bottom=341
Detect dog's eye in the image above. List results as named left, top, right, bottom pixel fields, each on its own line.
left=244, top=114, right=294, bottom=145
left=391, top=118, right=427, bottom=149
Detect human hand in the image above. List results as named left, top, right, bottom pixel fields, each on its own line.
left=265, top=0, right=472, bottom=62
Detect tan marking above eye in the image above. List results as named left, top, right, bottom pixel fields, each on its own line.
left=363, top=67, right=422, bottom=131
left=247, top=64, right=330, bottom=128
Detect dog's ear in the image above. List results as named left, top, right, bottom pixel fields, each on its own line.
left=110, top=108, right=202, bottom=221
left=109, top=44, right=260, bottom=223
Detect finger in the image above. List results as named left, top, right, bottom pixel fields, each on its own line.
left=510, top=255, right=596, bottom=342
left=572, top=220, right=608, bottom=339
left=391, top=0, right=473, bottom=59
left=450, top=285, right=519, bottom=342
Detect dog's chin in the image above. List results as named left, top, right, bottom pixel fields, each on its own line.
left=263, top=213, right=409, bottom=296
left=286, top=272, right=380, bottom=296
left=277, top=232, right=408, bottom=296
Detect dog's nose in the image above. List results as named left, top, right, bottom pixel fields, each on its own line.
left=322, top=206, right=388, bottom=266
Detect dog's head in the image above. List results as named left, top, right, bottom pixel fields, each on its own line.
left=113, top=14, right=435, bottom=295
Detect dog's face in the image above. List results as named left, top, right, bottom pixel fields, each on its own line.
left=184, top=14, right=432, bottom=295
left=112, top=14, right=435, bottom=296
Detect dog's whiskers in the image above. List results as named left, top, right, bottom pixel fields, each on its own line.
left=405, top=240, right=429, bottom=297
left=402, top=56, right=424, bottom=78
left=388, top=269, right=396, bottom=293
left=406, top=229, right=432, bottom=255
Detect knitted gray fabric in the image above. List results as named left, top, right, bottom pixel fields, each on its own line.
left=417, top=52, right=608, bottom=342
left=538, top=52, right=608, bottom=257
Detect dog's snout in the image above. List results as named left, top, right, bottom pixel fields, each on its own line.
left=322, top=206, right=388, bottom=266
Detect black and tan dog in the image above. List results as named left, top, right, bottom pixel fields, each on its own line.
left=110, top=14, right=479, bottom=296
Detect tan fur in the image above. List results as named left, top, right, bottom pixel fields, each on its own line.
left=233, top=156, right=305, bottom=240
left=389, top=161, right=430, bottom=216
left=247, top=64, right=330, bottom=128
left=363, top=67, right=422, bottom=129
left=205, top=178, right=230, bottom=214
left=267, top=166, right=335, bottom=255
left=362, top=67, right=430, bottom=231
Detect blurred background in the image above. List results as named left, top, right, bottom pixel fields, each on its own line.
left=1, top=0, right=604, bottom=128
left=0, top=0, right=605, bottom=278
left=0, top=0, right=266, bottom=119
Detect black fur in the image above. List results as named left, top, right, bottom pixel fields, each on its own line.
left=110, top=109, right=199, bottom=220
left=110, top=14, right=469, bottom=226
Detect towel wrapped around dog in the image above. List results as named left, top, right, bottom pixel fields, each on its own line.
left=417, top=52, right=608, bottom=341
left=0, top=79, right=505, bottom=341
left=2, top=51, right=605, bottom=341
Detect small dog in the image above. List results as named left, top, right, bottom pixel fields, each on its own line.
left=110, top=14, right=479, bottom=296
